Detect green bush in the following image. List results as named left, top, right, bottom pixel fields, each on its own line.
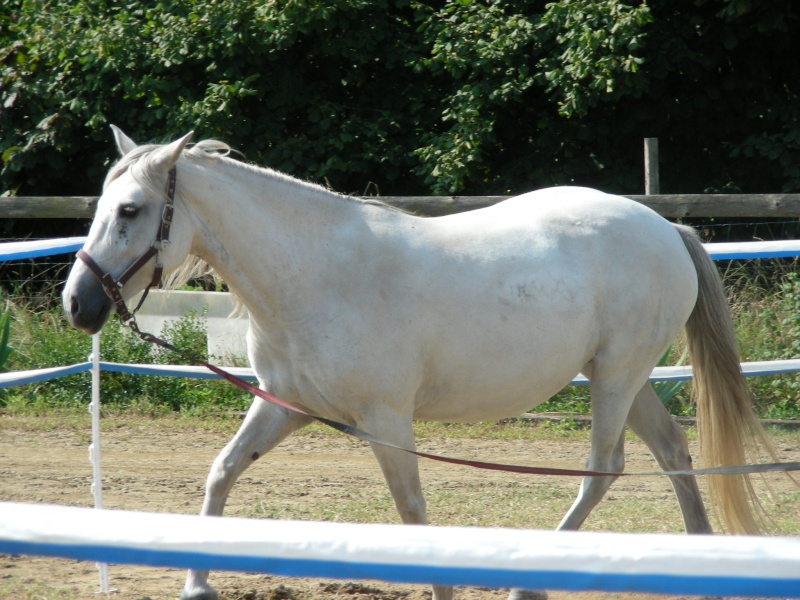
left=2, top=0, right=799, bottom=200
left=736, top=271, right=800, bottom=419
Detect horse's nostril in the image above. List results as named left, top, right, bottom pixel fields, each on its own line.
left=69, top=296, right=79, bottom=316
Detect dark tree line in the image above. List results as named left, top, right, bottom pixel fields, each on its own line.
left=2, top=0, right=799, bottom=202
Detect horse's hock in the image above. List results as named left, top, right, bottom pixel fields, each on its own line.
left=131, top=290, right=248, bottom=365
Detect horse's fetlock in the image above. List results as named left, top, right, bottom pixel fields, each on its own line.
left=181, top=582, right=219, bottom=600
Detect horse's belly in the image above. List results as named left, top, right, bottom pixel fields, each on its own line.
left=412, top=377, right=576, bottom=422
left=410, top=337, right=591, bottom=423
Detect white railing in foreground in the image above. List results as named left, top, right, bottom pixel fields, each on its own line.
left=1, top=502, right=799, bottom=598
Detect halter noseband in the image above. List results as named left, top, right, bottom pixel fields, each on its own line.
left=77, top=166, right=177, bottom=327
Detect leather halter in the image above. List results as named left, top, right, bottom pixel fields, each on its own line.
left=77, top=166, right=177, bottom=326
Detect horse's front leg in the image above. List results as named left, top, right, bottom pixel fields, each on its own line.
left=361, top=412, right=453, bottom=600
left=181, top=397, right=312, bottom=600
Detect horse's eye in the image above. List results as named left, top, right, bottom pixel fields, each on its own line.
left=119, top=204, right=139, bottom=219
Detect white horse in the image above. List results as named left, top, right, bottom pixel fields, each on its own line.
left=63, top=128, right=774, bottom=600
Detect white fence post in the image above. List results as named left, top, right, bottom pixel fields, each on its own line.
left=89, top=333, right=110, bottom=593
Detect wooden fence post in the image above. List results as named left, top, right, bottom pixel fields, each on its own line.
left=644, top=138, right=660, bottom=195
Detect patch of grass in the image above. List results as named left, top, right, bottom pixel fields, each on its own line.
left=770, top=490, right=800, bottom=534
left=0, top=578, right=77, bottom=600
left=1, top=302, right=252, bottom=413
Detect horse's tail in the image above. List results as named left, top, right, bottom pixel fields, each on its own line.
left=676, top=225, right=777, bottom=535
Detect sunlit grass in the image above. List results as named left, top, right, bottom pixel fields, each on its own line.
left=0, top=579, right=76, bottom=600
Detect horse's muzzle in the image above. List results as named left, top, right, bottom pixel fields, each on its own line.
left=62, top=266, right=113, bottom=335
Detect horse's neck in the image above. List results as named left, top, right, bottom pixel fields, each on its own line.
left=182, top=159, right=365, bottom=314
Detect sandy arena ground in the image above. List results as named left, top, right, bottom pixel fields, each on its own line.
left=1, top=417, right=798, bottom=600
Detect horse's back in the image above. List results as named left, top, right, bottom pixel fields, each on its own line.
left=449, top=186, right=668, bottom=234
left=426, top=186, right=691, bottom=281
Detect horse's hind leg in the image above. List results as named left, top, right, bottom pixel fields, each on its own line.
left=556, top=428, right=626, bottom=531
left=182, top=397, right=312, bottom=600
left=556, top=372, right=636, bottom=531
left=506, top=373, right=635, bottom=600
left=627, top=382, right=712, bottom=534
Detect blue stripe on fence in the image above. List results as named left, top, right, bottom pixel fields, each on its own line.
left=0, top=362, right=91, bottom=389
left=3, top=359, right=800, bottom=389
left=4, top=237, right=800, bottom=262
left=0, top=237, right=87, bottom=261
left=3, top=539, right=798, bottom=598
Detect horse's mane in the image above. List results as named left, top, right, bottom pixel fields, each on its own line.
left=185, top=139, right=403, bottom=214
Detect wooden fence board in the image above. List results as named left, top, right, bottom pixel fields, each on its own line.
left=3, top=193, right=800, bottom=219
left=0, top=197, right=99, bottom=219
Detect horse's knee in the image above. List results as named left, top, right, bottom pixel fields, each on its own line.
left=202, top=449, right=250, bottom=514
left=206, top=455, right=236, bottom=493
left=663, top=443, right=694, bottom=472
left=585, top=437, right=625, bottom=475
left=604, top=445, right=625, bottom=473
left=650, top=422, right=694, bottom=472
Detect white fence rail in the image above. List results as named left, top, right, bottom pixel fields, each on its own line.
left=1, top=502, right=799, bottom=598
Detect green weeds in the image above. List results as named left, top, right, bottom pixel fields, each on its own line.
left=1, top=304, right=250, bottom=414
left=0, top=290, right=13, bottom=372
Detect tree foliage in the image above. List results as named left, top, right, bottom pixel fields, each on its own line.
left=1, top=0, right=799, bottom=199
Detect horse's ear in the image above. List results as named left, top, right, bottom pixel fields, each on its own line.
left=150, top=131, right=194, bottom=171
left=110, top=125, right=138, bottom=155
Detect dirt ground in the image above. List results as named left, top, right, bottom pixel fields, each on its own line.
left=1, top=417, right=798, bottom=600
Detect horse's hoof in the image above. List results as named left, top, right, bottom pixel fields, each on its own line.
left=508, top=589, right=548, bottom=600
left=180, top=584, right=219, bottom=600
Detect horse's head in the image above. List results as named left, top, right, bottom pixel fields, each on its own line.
left=63, top=126, right=194, bottom=334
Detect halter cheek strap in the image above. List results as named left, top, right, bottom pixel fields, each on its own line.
left=77, top=166, right=177, bottom=326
